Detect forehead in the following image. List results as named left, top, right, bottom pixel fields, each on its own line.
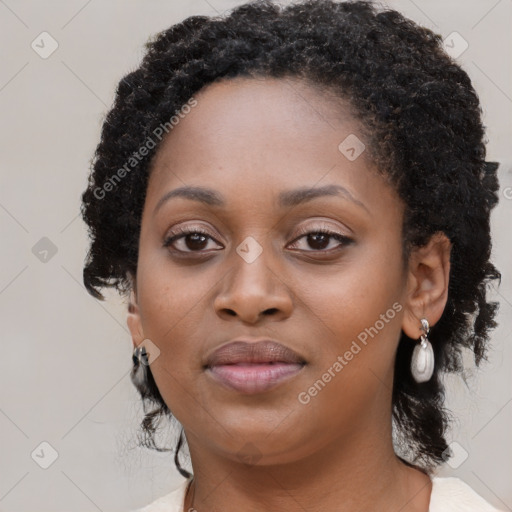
left=144, top=76, right=396, bottom=218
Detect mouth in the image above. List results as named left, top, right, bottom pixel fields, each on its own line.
left=204, top=339, right=306, bottom=394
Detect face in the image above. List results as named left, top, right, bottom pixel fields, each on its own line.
left=128, top=76, right=414, bottom=466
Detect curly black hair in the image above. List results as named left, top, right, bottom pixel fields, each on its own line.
left=80, top=0, right=501, bottom=477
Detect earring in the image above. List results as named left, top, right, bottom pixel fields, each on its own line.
left=133, top=345, right=149, bottom=366
left=131, top=346, right=149, bottom=390
left=411, top=318, right=434, bottom=383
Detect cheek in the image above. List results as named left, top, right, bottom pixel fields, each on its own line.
left=298, top=247, right=404, bottom=366
left=136, top=270, right=207, bottom=417
left=136, top=261, right=211, bottom=371
left=293, top=269, right=404, bottom=434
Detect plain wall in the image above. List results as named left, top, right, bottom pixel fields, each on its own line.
left=0, top=0, right=511, bottom=510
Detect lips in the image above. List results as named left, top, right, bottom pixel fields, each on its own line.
left=204, top=339, right=306, bottom=394
left=205, top=339, right=306, bottom=367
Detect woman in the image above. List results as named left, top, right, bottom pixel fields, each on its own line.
left=80, top=0, right=504, bottom=510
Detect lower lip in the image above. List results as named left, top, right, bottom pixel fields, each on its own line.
left=206, top=362, right=305, bottom=394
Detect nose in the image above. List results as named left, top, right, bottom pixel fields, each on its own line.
left=213, top=248, right=294, bottom=324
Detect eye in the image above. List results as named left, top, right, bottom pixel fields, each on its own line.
left=287, top=226, right=353, bottom=252
left=163, top=224, right=353, bottom=255
left=163, top=226, right=223, bottom=253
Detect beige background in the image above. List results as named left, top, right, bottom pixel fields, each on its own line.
left=0, top=0, right=511, bottom=510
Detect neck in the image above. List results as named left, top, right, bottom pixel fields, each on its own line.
left=183, top=428, right=432, bottom=512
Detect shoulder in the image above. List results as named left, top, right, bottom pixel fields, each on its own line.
left=128, top=475, right=505, bottom=512
left=129, top=478, right=191, bottom=512
left=429, top=476, right=504, bottom=512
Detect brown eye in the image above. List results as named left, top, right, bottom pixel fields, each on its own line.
left=305, top=232, right=330, bottom=250
left=288, top=230, right=353, bottom=252
left=163, top=227, right=222, bottom=253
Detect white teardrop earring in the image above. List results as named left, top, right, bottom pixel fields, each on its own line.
left=411, top=318, right=434, bottom=383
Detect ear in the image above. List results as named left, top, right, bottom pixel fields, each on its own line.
left=402, top=232, right=452, bottom=339
left=126, top=273, right=145, bottom=350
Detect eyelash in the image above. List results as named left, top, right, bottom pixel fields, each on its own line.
left=163, top=226, right=216, bottom=252
left=162, top=224, right=353, bottom=255
left=290, top=226, right=353, bottom=252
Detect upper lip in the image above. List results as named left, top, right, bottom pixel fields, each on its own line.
left=204, top=338, right=306, bottom=367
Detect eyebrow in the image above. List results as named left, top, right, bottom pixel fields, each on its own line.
left=153, top=183, right=369, bottom=216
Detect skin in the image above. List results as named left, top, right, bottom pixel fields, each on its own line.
left=127, top=76, right=452, bottom=512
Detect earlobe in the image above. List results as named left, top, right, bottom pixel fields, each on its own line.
left=401, top=232, right=452, bottom=338
left=127, top=288, right=145, bottom=349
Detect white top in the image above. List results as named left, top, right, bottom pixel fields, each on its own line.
left=131, top=476, right=503, bottom=511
